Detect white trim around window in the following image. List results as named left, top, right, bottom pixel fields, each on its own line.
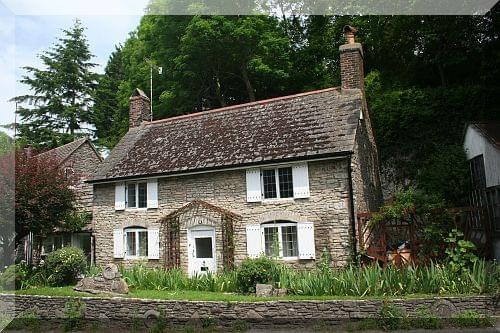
left=126, top=182, right=148, bottom=209
left=115, top=179, right=158, bottom=211
left=124, top=227, right=149, bottom=259
left=245, top=163, right=310, bottom=203
left=261, top=166, right=294, bottom=200
left=261, top=221, right=299, bottom=260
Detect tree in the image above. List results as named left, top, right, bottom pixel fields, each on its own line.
left=91, top=9, right=500, bottom=204
left=14, top=149, right=82, bottom=257
left=91, top=15, right=292, bottom=141
left=92, top=46, right=129, bottom=149
left=0, top=138, right=14, bottom=266
left=0, top=131, right=13, bottom=155
left=13, top=19, right=97, bottom=150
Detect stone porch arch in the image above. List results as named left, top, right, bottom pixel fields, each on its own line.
left=159, top=200, right=241, bottom=270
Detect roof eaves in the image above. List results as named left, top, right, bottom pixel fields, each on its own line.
left=87, top=151, right=352, bottom=184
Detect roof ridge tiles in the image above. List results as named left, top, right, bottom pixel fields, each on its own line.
left=147, top=87, right=340, bottom=126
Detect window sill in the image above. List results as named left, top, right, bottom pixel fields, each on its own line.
left=281, top=256, right=300, bottom=261
left=124, top=256, right=149, bottom=260
left=124, top=208, right=149, bottom=212
left=261, top=198, right=295, bottom=204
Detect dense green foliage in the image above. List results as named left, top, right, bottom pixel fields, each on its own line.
left=88, top=10, right=500, bottom=204
left=369, top=187, right=454, bottom=260
left=445, top=229, right=479, bottom=273
left=44, top=247, right=87, bottom=286
left=236, top=256, right=278, bottom=293
left=114, top=260, right=500, bottom=296
left=0, top=264, right=16, bottom=290
left=14, top=19, right=97, bottom=150
left=0, top=131, right=13, bottom=156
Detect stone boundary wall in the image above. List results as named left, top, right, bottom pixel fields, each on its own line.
left=0, top=294, right=498, bottom=329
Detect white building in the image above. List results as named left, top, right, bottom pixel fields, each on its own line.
left=463, top=123, right=500, bottom=261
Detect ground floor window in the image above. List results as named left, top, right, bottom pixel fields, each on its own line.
left=42, top=234, right=71, bottom=255
left=262, top=221, right=298, bottom=258
left=125, top=227, right=148, bottom=258
left=40, top=232, right=93, bottom=264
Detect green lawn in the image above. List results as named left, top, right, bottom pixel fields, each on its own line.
left=7, top=287, right=478, bottom=302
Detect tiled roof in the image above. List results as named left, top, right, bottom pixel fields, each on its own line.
left=472, top=123, right=500, bottom=150
left=37, top=138, right=89, bottom=165
left=91, top=88, right=362, bottom=182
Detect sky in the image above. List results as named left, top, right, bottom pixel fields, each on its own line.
left=0, top=0, right=147, bottom=137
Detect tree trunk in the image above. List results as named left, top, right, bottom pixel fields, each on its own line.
left=437, top=64, right=447, bottom=87
left=241, top=65, right=256, bottom=102
left=215, top=74, right=226, bottom=107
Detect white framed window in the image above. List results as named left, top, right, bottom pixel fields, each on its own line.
left=115, top=179, right=158, bottom=211
left=124, top=227, right=148, bottom=258
left=246, top=221, right=315, bottom=260
left=126, top=182, right=148, bottom=209
left=245, top=163, right=309, bottom=203
left=262, top=167, right=294, bottom=200
left=261, top=221, right=298, bottom=259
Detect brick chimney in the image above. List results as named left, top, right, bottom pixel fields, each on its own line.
left=339, top=25, right=364, bottom=91
left=129, top=88, right=151, bottom=128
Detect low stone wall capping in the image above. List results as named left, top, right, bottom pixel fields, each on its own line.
left=0, top=294, right=498, bottom=328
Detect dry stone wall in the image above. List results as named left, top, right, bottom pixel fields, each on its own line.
left=1, top=294, right=496, bottom=329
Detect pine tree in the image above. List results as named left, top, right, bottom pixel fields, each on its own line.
left=13, top=19, right=97, bottom=150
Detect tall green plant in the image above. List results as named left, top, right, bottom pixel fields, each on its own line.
left=445, top=229, right=478, bottom=273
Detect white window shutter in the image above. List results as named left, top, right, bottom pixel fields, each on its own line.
left=115, top=183, right=126, bottom=210
left=246, top=225, right=262, bottom=258
left=113, top=229, right=124, bottom=258
left=148, top=228, right=160, bottom=259
left=297, top=222, right=315, bottom=259
left=147, top=179, right=159, bottom=208
left=292, top=163, right=310, bottom=198
left=246, top=168, right=262, bottom=202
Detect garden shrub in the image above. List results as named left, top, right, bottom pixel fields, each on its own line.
left=63, top=299, right=86, bottom=331
left=6, top=309, right=40, bottom=331
left=0, top=265, right=17, bottom=290
left=451, top=310, right=493, bottom=328
left=44, top=247, right=86, bottom=286
left=410, top=306, right=442, bottom=329
left=0, top=262, right=35, bottom=290
left=445, top=229, right=479, bottom=273
left=236, top=257, right=278, bottom=293
left=376, top=302, right=408, bottom=331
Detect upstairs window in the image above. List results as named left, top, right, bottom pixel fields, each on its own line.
left=115, top=180, right=158, bottom=211
left=126, top=182, right=147, bottom=208
left=262, top=167, right=294, bottom=199
left=245, top=163, right=310, bottom=203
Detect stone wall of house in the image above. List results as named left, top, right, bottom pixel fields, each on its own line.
left=351, top=119, right=383, bottom=215
left=1, top=294, right=496, bottom=329
left=64, top=142, right=102, bottom=215
left=92, top=159, right=353, bottom=270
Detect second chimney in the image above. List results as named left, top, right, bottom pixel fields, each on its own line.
left=129, top=88, right=151, bottom=128
left=339, top=25, right=364, bottom=91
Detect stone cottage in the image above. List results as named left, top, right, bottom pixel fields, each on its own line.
left=89, top=26, right=382, bottom=275
left=32, top=138, right=102, bottom=264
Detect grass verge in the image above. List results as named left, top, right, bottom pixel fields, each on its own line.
left=7, top=287, right=491, bottom=302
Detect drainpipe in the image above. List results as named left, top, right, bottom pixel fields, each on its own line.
left=347, top=153, right=358, bottom=264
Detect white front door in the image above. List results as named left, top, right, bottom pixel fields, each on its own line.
left=188, top=226, right=216, bottom=276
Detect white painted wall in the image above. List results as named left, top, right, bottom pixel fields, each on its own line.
left=463, top=126, right=500, bottom=188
